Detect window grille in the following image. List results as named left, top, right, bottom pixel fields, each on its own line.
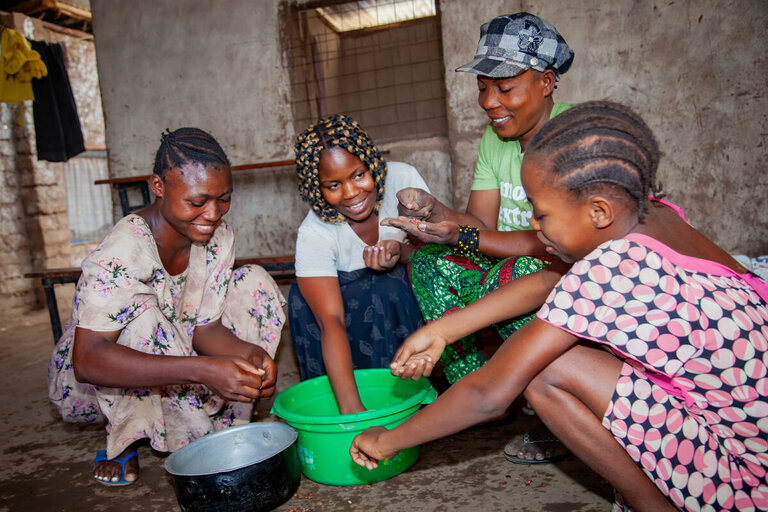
left=285, top=0, right=447, bottom=143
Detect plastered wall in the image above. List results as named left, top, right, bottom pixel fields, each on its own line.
left=91, top=0, right=767, bottom=258
left=91, top=0, right=453, bottom=258
left=91, top=0, right=299, bottom=257
left=440, top=0, right=768, bottom=255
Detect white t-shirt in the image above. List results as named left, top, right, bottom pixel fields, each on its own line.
left=294, top=161, right=430, bottom=277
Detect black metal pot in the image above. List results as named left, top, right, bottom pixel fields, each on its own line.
left=165, top=422, right=301, bottom=512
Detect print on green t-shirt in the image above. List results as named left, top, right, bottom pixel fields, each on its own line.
left=471, top=103, right=571, bottom=232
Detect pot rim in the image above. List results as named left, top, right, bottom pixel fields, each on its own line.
left=164, top=422, right=298, bottom=476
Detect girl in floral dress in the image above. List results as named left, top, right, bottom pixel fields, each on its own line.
left=48, top=128, right=286, bottom=486
left=351, top=102, right=768, bottom=512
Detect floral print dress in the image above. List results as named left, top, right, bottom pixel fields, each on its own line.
left=48, top=215, right=286, bottom=459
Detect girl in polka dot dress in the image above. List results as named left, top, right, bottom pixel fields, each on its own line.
left=350, top=101, right=768, bottom=512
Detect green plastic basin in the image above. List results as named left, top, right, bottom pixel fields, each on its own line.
left=271, top=368, right=437, bottom=486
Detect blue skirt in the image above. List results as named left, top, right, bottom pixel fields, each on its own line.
left=288, top=264, right=424, bottom=381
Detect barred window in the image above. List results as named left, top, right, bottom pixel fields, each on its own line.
left=284, top=0, right=447, bottom=142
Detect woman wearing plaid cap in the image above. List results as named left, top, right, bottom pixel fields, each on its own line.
left=383, top=12, right=574, bottom=464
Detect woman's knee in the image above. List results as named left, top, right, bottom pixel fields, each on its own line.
left=525, top=343, right=624, bottom=417
left=524, top=355, right=570, bottom=405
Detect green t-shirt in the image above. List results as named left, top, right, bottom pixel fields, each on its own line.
left=471, top=103, right=571, bottom=231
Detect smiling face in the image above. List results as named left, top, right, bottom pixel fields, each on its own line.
left=521, top=155, right=601, bottom=264
left=317, top=147, right=376, bottom=223
left=477, top=69, right=555, bottom=147
left=153, top=160, right=233, bottom=244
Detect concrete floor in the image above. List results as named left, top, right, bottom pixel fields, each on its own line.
left=0, top=284, right=613, bottom=512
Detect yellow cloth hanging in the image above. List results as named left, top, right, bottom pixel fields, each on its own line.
left=0, top=28, right=48, bottom=103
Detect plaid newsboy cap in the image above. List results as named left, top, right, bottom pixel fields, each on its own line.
left=456, top=12, right=574, bottom=80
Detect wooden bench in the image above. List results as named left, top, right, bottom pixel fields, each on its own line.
left=25, top=255, right=295, bottom=344
left=94, top=159, right=296, bottom=215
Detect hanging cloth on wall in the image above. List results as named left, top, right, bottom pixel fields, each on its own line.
left=0, top=27, right=47, bottom=103
left=30, top=40, right=84, bottom=162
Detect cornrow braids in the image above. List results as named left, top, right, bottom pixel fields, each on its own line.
left=294, top=114, right=387, bottom=223
left=153, top=127, right=231, bottom=178
left=527, top=101, right=663, bottom=220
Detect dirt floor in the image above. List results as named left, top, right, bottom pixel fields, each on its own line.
left=0, top=284, right=613, bottom=512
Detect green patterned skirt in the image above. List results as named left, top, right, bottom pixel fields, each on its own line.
left=408, top=243, right=547, bottom=383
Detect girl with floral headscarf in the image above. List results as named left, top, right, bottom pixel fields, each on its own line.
left=290, top=114, right=426, bottom=414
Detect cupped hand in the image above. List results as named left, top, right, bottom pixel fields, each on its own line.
left=349, top=426, right=396, bottom=470
left=203, top=356, right=265, bottom=403
left=363, top=239, right=401, bottom=271
left=390, top=324, right=447, bottom=380
left=246, top=347, right=278, bottom=398
left=396, top=188, right=435, bottom=220
left=380, top=216, right=460, bottom=246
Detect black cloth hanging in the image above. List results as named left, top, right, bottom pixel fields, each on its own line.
left=30, top=40, right=84, bottom=162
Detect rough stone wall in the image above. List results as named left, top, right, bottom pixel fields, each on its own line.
left=0, top=22, right=105, bottom=320
left=16, top=119, right=71, bottom=273
left=0, top=99, right=71, bottom=318
left=0, top=104, right=37, bottom=316
left=440, top=0, right=768, bottom=255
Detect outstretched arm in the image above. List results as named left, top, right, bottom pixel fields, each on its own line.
left=387, top=188, right=549, bottom=257
left=381, top=218, right=548, bottom=260
left=296, top=276, right=366, bottom=414
left=478, top=229, right=548, bottom=259
left=351, top=318, right=579, bottom=468
left=391, top=261, right=568, bottom=379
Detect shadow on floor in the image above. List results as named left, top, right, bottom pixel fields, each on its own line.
left=0, top=298, right=612, bottom=512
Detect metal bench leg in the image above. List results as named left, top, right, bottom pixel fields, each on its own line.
left=42, top=277, right=63, bottom=343
left=115, top=181, right=151, bottom=216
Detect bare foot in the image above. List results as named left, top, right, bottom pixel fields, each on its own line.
left=504, top=422, right=569, bottom=464
left=93, top=445, right=140, bottom=485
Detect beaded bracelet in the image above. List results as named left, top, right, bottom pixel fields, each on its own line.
left=453, top=224, right=479, bottom=257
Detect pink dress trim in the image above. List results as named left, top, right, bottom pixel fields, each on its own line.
left=626, top=197, right=768, bottom=303
left=650, top=196, right=687, bottom=222
left=623, top=233, right=768, bottom=303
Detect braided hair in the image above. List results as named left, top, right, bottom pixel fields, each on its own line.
left=153, top=127, right=231, bottom=178
left=527, top=101, right=663, bottom=220
left=294, top=114, right=387, bottom=223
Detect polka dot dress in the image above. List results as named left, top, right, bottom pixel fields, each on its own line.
left=538, top=235, right=768, bottom=512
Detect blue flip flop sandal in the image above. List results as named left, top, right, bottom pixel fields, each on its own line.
left=93, top=449, right=138, bottom=486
